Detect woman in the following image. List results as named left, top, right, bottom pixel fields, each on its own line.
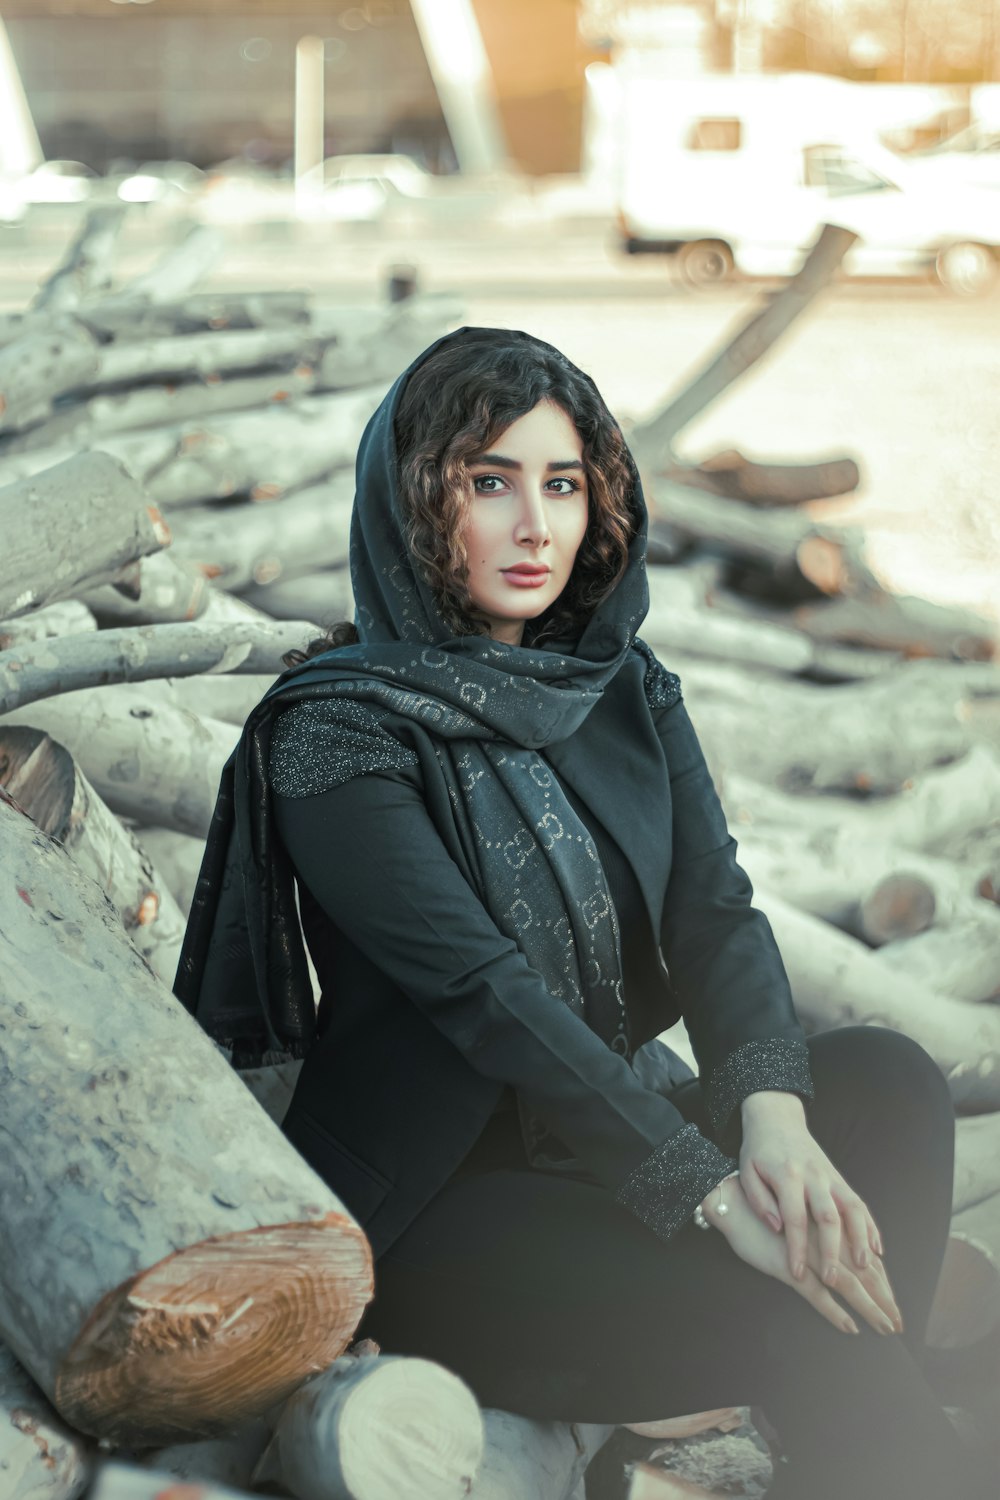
left=174, top=326, right=993, bottom=1500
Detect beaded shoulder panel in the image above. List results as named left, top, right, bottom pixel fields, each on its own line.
left=632, top=636, right=682, bottom=711
left=269, top=698, right=419, bottom=798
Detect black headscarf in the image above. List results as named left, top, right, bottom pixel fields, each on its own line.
left=173, top=325, right=674, bottom=1166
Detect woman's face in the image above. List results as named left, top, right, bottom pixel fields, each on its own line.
left=461, top=400, right=589, bottom=647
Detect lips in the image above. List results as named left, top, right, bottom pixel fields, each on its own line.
left=501, top=564, right=552, bottom=590
left=501, top=565, right=551, bottom=576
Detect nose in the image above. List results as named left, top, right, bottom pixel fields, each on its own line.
left=513, top=488, right=551, bottom=548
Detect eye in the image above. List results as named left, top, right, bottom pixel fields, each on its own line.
left=547, top=477, right=582, bottom=495
left=472, top=474, right=506, bottom=493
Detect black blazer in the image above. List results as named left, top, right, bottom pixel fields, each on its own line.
left=272, top=669, right=813, bottom=1261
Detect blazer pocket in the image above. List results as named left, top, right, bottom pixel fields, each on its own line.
left=284, top=1109, right=394, bottom=1226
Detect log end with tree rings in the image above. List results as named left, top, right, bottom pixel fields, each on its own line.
left=261, top=1351, right=484, bottom=1500
left=795, top=534, right=850, bottom=597
left=857, top=873, right=937, bottom=947
left=54, top=1216, right=373, bottom=1446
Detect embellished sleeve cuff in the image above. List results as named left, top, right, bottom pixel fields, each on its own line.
left=613, top=1122, right=738, bottom=1243
left=704, top=1037, right=815, bottom=1155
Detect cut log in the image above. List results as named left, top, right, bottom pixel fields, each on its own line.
left=76, top=289, right=313, bottom=342
left=0, top=600, right=96, bottom=648
left=5, top=366, right=322, bottom=455
left=85, top=325, right=325, bottom=392
left=254, top=1351, right=484, bottom=1500
left=873, top=913, right=1000, bottom=1003
left=627, top=1462, right=732, bottom=1499
left=678, top=653, right=970, bottom=794
left=722, top=742, right=1000, bottom=856
left=236, top=568, right=354, bottom=627
left=168, top=474, right=354, bottom=591
left=623, top=1411, right=743, bottom=1440
left=86, top=1463, right=256, bottom=1500
left=732, top=818, right=992, bottom=943
left=79, top=552, right=211, bottom=629
left=927, top=1231, right=1000, bottom=1350
left=0, top=1344, right=93, bottom=1500
left=953, top=1115, right=1000, bottom=1214
left=2, top=682, right=237, bottom=837
left=0, top=451, right=170, bottom=621
left=647, top=479, right=877, bottom=600
left=0, top=787, right=372, bottom=1444
left=130, top=826, right=208, bottom=918
left=0, top=617, right=315, bottom=717
left=140, top=389, right=383, bottom=509
left=469, top=1412, right=615, bottom=1500
left=629, top=223, right=858, bottom=462
left=665, top=450, right=860, bottom=506
left=0, top=724, right=187, bottom=983
left=129, top=1418, right=273, bottom=1492
left=0, top=316, right=103, bottom=434
left=788, top=590, right=998, bottom=662
left=107, top=224, right=225, bottom=307
left=166, top=673, right=277, bottom=728
left=30, top=205, right=127, bottom=316
left=751, top=883, right=1000, bottom=1110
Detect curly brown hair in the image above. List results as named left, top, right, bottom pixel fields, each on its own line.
left=282, top=329, right=640, bottom=667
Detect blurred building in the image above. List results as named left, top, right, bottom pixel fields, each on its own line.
left=2, top=0, right=603, bottom=174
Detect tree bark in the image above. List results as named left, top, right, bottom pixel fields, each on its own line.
left=166, top=672, right=277, bottom=727
left=0, top=451, right=170, bottom=621
left=752, top=883, right=1000, bottom=1110
left=0, top=1344, right=93, bottom=1500
left=168, top=474, right=354, bottom=591
left=2, top=681, right=237, bottom=837
left=0, top=788, right=372, bottom=1445
left=130, top=825, right=207, bottom=918
left=236, top=568, right=354, bottom=627
left=0, top=725, right=187, bottom=984
left=86, top=1463, right=256, bottom=1500
left=0, top=617, right=314, bottom=717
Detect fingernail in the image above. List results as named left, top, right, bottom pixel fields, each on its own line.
left=855, top=1249, right=868, bottom=1269
left=767, top=1213, right=782, bottom=1233
left=880, top=1316, right=896, bottom=1335
left=823, top=1266, right=838, bottom=1286
left=793, top=1261, right=805, bottom=1280
left=843, top=1317, right=860, bottom=1335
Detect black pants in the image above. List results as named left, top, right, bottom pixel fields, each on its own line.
left=355, top=1027, right=995, bottom=1500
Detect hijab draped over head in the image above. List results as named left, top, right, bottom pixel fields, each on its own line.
left=173, top=324, right=669, bottom=1170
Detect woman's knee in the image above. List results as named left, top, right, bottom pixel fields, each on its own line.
left=806, top=1026, right=953, bottom=1128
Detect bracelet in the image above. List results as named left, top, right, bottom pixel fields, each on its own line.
left=692, top=1169, right=741, bottom=1231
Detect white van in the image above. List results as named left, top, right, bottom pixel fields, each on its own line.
left=613, top=71, right=1000, bottom=294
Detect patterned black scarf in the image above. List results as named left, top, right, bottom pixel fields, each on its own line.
left=173, top=325, right=672, bottom=1170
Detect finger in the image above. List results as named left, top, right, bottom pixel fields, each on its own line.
left=831, top=1268, right=899, bottom=1335
left=854, top=1255, right=904, bottom=1331
left=793, top=1266, right=860, bottom=1335
left=806, top=1186, right=843, bottom=1288
left=740, top=1164, right=784, bottom=1234
left=774, top=1179, right=810, bottom=1281
left=834, top=1186, right=880, bottom=1268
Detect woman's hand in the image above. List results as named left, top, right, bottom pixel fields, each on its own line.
left=736, top=1091, right=884, bottom=1288
left=701, top=1173, right=904, bottom=1336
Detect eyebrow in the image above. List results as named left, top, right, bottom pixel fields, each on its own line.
left=471, top=454, right=585, bottom=472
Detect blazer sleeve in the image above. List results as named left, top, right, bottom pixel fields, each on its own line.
left=649, top=669, right=815, bottom=1156
left=272, top=760, right=737, bottom=1243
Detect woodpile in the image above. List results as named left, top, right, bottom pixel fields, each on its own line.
left=2, top=210, right=999, bottom=1497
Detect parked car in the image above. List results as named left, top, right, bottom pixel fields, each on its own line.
left=615, top=73, right=1000, bottom=294
left=901, top=123, right=1000, bottom=193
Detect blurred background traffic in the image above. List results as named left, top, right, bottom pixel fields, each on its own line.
left=1, top=0, right=998, bottom=620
